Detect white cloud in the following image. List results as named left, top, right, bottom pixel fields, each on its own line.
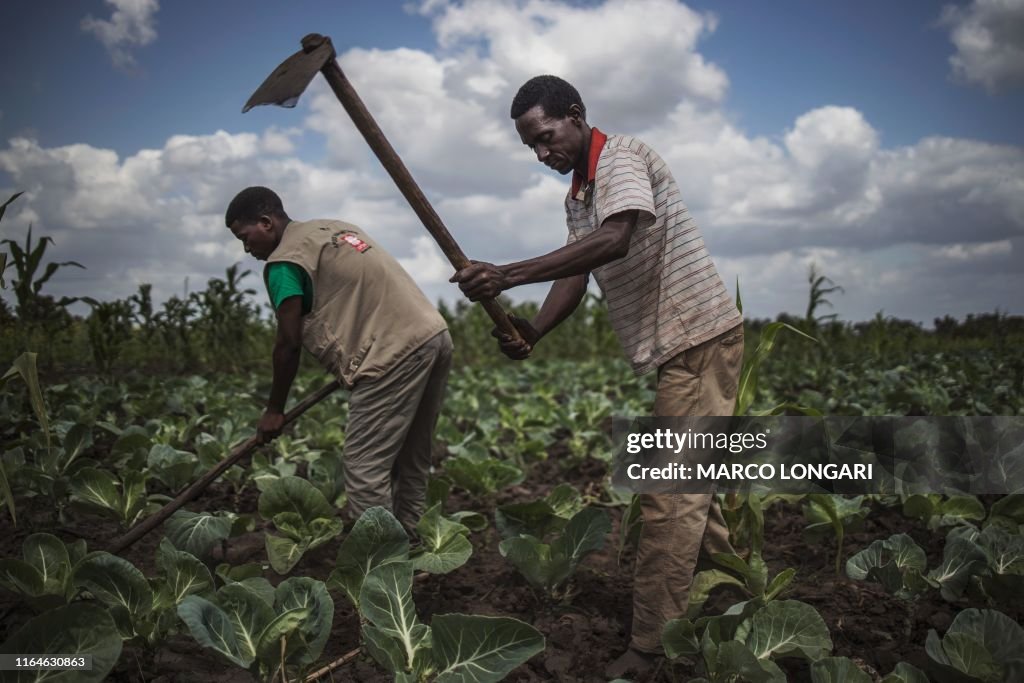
left=423, top=0, right=726, bottom=128
left=261, top=128, right=301, bottom=156
left=784, top=107, right=878, bottom=170
left=81, top=0, right=159, bottom=69
left=632, top=101, right=1024, bottom=264
left=304, top=48, right=521, bottom=197
left=715, top=238, right=1019, bottom=322
left=0, top=132, right=404, bottom=309
left=3, top=0, right=1022, bottom=325
left=941, top=0, right=1024, bottom=93
left=399, top=236, right=452, bottom=285
left=191, top=240, right=236, bottom=260
left=435, top=174, right=569, bottom=258
left=934, top=239, right=1013, bottom=260
left=0, top=137, right=158, bottom=229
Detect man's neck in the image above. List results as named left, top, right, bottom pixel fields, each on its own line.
left=574, top=124, right=592, bottom=181
left=274, top=216, right=293, bottom=240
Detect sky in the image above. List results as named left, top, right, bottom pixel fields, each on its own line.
left=0, top=0, right=1022, bottom=325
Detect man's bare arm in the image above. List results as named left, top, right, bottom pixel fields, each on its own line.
left=260, top=296, right=303, bottom=441
left=495, top=273, right=589, bottom=359
left=534, top=273, right=589, bottom=337
left=451, top=210, right=638, bottom=301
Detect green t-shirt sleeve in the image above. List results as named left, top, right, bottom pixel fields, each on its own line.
left=265, top=262, right=313, bottom=314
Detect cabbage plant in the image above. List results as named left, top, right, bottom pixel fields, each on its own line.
left=810, top=657, right=928, bottom=683
left=69, top=467, right=159, bottom=529
left=0, top=602, right=122, bottom=682
left=951, top=523, right=1024, bottom=603
left=0, top=533, right=212, bottom=645
left=494, top=483, right=584, bottom=540
left=411, top=503, right=473, bottom=574
left=664, top=599, right=832, bottom=683
left=326, top=507, right=543, bottom=679
left=258, top=476, right=343, bottom=574
left=359, top=561, right=544, bottom=682
left=178, top=576, right=334, bottom=681
left=0, top=533, right=88, bottom=611
left=328, top=506, right=410, bottom=609
left=845, top=532, right=930, bottom=600
left=498, top=506, right=610, bottom=600
left=901, top=493, right=986, bottom=529
left=847, top=525, right=1022, bottom=605
left=74, top=539, right=213, bottom=645
left=443, top=453, right=523, bottom=498
left=926, top=608, right=1024, bottom=682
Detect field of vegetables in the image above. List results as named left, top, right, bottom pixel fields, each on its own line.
left=3, top=203, right=1024, bottom=682
left=2, top=333, right=1023, bottom=682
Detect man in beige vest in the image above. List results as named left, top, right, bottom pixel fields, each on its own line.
left=225, top=186, right=452, bottom=531
left=451, top=76, right=744, bottom=678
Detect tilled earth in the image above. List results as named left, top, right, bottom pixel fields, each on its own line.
left=1, top=454, right=1017, bottom=683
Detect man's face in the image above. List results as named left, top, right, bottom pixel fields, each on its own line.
left=229, top=217, right=276, bottom=261
left=514, top=104, right=586, bottom=175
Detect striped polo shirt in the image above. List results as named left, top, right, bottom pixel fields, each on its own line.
left=566, top=128, right=742, bottom=375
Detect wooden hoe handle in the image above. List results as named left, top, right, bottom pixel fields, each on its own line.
left=109, top=380, right=342, bottom=555
left=305, top=35, right=525, bottom=345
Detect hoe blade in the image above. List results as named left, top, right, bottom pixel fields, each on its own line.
left=242, top=40, right=334, bottom=113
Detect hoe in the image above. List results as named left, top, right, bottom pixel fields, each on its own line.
left=111, top=33, right=521, bottom=554
left=244, top=32, right=523, bottom=343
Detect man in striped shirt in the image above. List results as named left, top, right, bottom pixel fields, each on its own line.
left=452, top=75, right=744, bottom=677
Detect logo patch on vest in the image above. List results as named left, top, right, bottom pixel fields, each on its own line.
left=331, top=231, right=371, bottom=253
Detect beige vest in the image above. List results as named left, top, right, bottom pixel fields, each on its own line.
left=265, top=219, right=447, bottom=386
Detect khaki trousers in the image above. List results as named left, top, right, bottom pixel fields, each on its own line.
left=630, top=323, right=744, bottom=653
left=342, top=331, right=453, bottom=531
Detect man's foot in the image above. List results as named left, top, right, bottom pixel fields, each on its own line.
left=605, top=647, right=659, bottom=679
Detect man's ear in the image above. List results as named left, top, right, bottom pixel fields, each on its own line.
left=568, top=104, right=585, bottom=124
left=259, top=214, right=274, bottom=230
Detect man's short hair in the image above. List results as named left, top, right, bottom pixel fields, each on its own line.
left=225, top=186, right=286, bottom=227
left=510, top=75, right=586, bottom=120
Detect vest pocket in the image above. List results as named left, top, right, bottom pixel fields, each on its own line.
left=346, top=334, right=376, bottom=376
left=301, top=312, right=341, bottom=372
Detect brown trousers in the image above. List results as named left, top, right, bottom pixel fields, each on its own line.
left=629, top=323, right=745, bottom=653
left=342, top=331, right=453, bottom=531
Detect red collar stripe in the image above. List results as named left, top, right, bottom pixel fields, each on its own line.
left=571, top=127, right=607, bottom=197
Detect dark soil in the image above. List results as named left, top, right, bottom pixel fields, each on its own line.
left=1, top=451, right=1018, bottom=683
